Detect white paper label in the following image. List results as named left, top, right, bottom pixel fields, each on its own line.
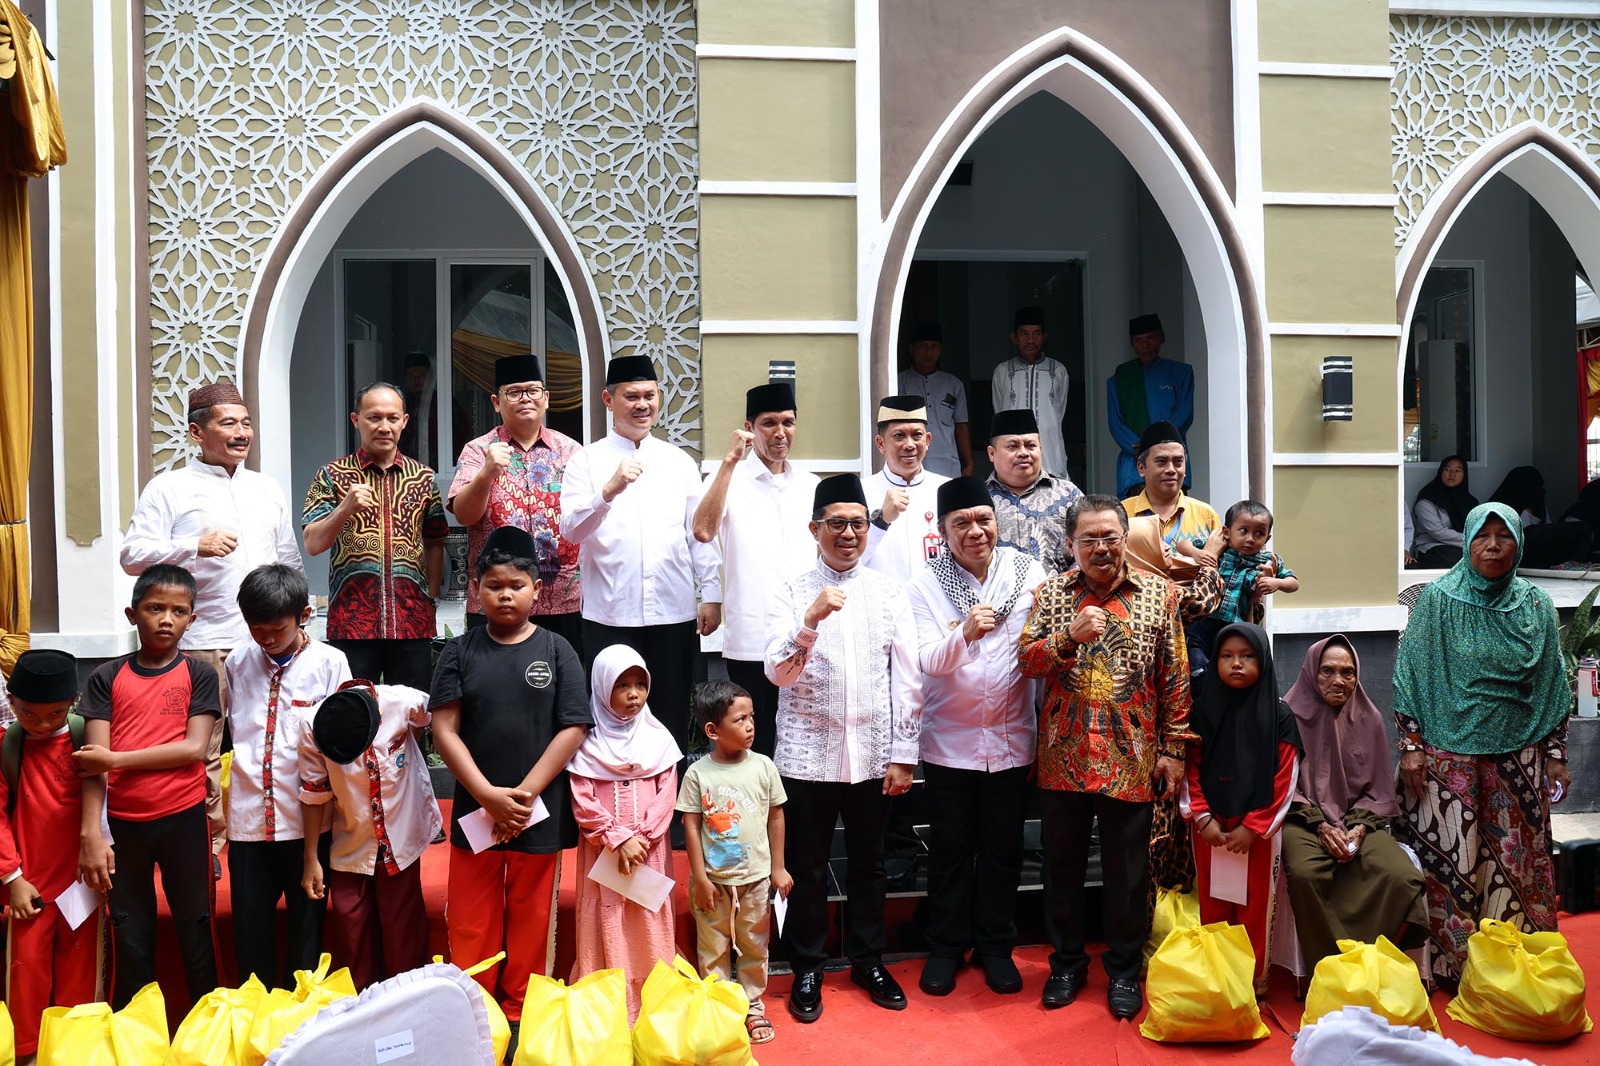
left=375, top=1029, right=416, bottom=1063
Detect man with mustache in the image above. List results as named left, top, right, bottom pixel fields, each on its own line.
left=986, top=408, right=1082, bottom=577
left=448, top=354, right=583, bottom=650
left=1018, top=495, right=1193, bottom=1020
left=303, top=381, right=448, bottom=691
left=693, top=382, right=818, bottom=758
left=121, top=381, right=304, bottom=866
left=862, top=395, right=949, bottom=580
left=1120, top=420, right=1220, bottom=562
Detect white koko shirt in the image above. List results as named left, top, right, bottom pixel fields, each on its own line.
left=224, top=639, right=352, bottom=842
left=906, top=549, right=1046, bottom=773
left=991, top=355, right=1072, bottom=480
left=561, top=429, right=722, bottom=627
left=298, top=684, right=443, bottom=876
left=764, top=559, right=923, bottom=784
left=711, top=454, right=820, bottom=661
left=862, top=467, right=949, bottom=583
left=120, top=459, right=304, bottom=650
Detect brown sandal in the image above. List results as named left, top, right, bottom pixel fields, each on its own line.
left=746, top=1012, right=776, bottom=1044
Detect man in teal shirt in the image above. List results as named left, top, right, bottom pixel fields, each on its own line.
left=1107, top=314, right=1194, bottom=497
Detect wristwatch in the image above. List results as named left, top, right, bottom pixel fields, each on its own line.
left=870, top=508, right=889, bottom=530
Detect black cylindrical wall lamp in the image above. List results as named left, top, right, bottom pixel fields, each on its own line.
left=1322, top=355, right=1353, bottom=421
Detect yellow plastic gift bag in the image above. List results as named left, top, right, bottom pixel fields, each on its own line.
left=1303, top=936, right=1438, bottom=1032
left=243, top=953, right=357, bottom=1066
left=0, top=1000, right=14, bottom=1066
left=514, top=968, right=629, bottom=1066
left=632, top=956, right=754, bottom=1066
left=1143, top=887, right=1199, bottom=972
left=1447, top=918, right=1594, bottom=1041
left=37, top=982, right=169, bottom=1066
left=433, top=952, right=510, bottom=1063
left=1139, top=922, right=1268, bottom=1043
left=169, top=975, right=268, bottom=1066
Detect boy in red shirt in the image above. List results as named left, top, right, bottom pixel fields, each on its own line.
left=75, top=564, right=222, bottom=1009
left=1, top=648, right=115, bottom=1057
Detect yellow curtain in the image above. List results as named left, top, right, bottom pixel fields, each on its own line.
left=0, top=1, right=67, bottom=673
left=450, top=327, right=584, bottom=414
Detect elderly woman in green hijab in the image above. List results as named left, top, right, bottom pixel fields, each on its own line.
left=1393, top=502, right=1572, bottom=986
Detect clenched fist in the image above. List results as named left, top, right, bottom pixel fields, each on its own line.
left=881, top=487, right=911, bottom=523
left=1068, top=605, right=1107, bottom=643
left=804, top=586, right=847, bottom=629
left=724, top=429, right=754, bottom=464
left=602, top=459, right=643, bottom=502
left=962, top=604, right=997, bottom=643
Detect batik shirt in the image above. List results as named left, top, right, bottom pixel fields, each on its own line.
left=1018, top=566, right=1194, bottom=801
left=1122, top=490, right=1221, bottom=552
left=1213, top=547, right=1298, bottom=625
left=303, top=451, right=449, bottom=641
left=987, top=472, right=1083, bottom=576
left=448, top=425, right=582, bottom=616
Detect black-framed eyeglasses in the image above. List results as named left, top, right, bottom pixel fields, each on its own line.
left=822, top=517, right=870, bottom=534
left=500, top=385, right=546, bottom=401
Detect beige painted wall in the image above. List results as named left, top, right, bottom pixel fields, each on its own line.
left=57, top=0, right=99, bottom=545
left=1259, top=0, right=1389, bottom=64
left=1264, top=206, right=1395, bottom=323
left=700, top=60, right=856, bottom=182
left=698, top=0, right=854, bottom=48
left=701, top=335, right=861, bottom=460
left=1271, top=336, right=1398, bottom=454
left=700, top=197, right=857, bottom=321
left=1261, top=78, right=1392, bottom=193
left=1272, top=467, right=1398, bottom=607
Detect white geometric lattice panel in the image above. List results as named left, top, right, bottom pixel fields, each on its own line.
left=1392, top=15, right=1600, bottom=247
left=144, top=0, right=700, bottom=470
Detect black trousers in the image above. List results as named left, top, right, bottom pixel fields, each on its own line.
left=723, top=658, right=778, bottom=759
left=467, top=610, right=584, bottom=659
left=581, top=619, right=697, bottom=763
left=108, top=802, right=218, bottom=1008
left=327, top=638, right=433, bottom=692
left=923, top=763, right=1032, bottom=959
left=1039, top=789, right=1154, bottom=982
left=781, top=777, right=890, bottom=972
left=229, top=835, right=331, bottom=989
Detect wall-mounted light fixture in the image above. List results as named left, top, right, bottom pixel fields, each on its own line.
left=769, top=359, right=796, bottom=387
left=1322, top=355, right=1353, bottom=421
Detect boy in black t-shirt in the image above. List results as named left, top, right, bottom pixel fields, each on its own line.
left=430, top=526, right=590, bottom=1046
left=76, top=565, right=221, bottom=1010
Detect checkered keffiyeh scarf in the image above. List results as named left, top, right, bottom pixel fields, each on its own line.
left=927, top=544, right=1033, bottom=621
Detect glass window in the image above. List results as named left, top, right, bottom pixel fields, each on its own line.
left=1403, top=265, right=1477, bottom=464
left=449, top=263, right=534, bottom=461
left=342, top=259, right=435, bottom=460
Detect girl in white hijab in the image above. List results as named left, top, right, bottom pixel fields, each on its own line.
left=567, top=644, right=683, bottom=1021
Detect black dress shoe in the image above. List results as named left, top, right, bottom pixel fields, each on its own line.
left=919, top=954, right=961, bottom=996
left=788, top=970, right=824, bottom=1022
left=978, top=953, right=1023, bottom=995
left=1040, top=970, right=1084, bottom=1008
left=1107, top=977, right=1143, bottom=1020
left=851, top=963, right=908, bottom=1010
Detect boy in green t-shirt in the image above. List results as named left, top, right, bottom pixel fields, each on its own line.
left=676, top=680, right=792, bottom=1045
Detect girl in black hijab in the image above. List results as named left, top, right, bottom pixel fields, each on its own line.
left=1411, top=455, right=1475, bottom=568
left=1184, top=622, right=1302, bottom=996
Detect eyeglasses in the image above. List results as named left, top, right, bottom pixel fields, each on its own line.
left=1073, top=534, right=1126, bottom=549
left=821, top=517, right=870, bottom=534
left=500, top=386, right=546, bottom=401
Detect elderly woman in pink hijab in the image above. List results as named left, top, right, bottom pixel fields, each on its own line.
left=1280, top=635, right=1428, bottom=966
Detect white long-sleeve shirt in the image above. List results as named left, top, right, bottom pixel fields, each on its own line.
left=992, top=355, right=1072, bottom=480
left=224, top=639, right=352, bottom=842
left=862, top=467, right=949, bottom=583
left=560, top=429, right=722, bottom=626
left=764, top=559, right=922, bottom=783
left=710, top=455, right=820, bottom=661
left=120, top=459, right=304, bottom=650
left=907, top=550, right=1045, bottom=773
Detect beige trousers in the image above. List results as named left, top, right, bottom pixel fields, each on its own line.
left=695, top=878, right=771, bottom=1014
left=183, top=647, right=230, bottom=858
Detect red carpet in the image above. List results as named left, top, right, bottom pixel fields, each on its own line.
left=152, top=800, right=1596, bottom=1063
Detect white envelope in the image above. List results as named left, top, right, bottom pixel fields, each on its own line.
left=1208, top=844, right=1249, bottom=906
left=458, top=797, right=550, bottom=855
left=55, top=880, right=102, bottom=931
left=771, top=889, right=788, bottom=936
left=587, top=851, right=675, bottom=912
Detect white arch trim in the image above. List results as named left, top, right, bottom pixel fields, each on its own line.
left=242, top=98, right=608, bottom=493
left=870, top=28, right=1257, bottom=507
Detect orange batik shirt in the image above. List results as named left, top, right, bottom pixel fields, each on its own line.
left=1018, top=566, right=1195, bottom=802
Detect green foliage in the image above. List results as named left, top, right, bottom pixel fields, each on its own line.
left=1559, top=585, right=1600, bottom=696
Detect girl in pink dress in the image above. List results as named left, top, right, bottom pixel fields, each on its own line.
left=568, top=644, right=683, bottom=1020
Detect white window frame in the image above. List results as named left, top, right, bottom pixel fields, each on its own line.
left=334, top=249, right=547, bottom=496
left=1403, top=258, right=1488, bottom=476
